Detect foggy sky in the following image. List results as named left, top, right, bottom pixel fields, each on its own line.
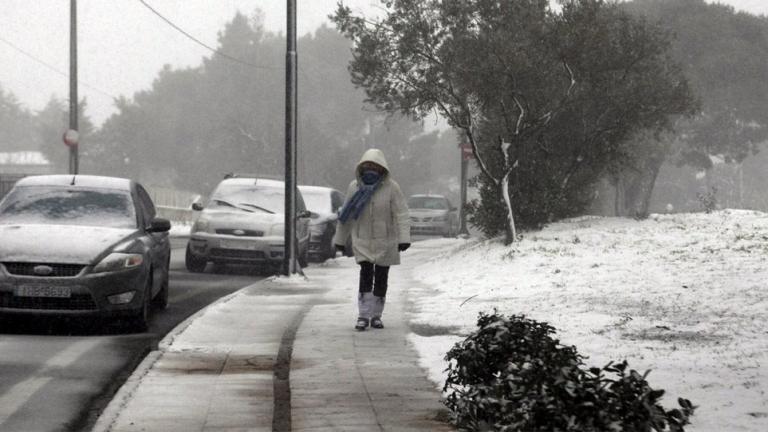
left=0, top=0, right=764, bottom=130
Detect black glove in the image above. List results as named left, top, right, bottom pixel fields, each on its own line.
left=335, top=244, right=345, bottom=254
left=398, top=243, right=411, bottom=252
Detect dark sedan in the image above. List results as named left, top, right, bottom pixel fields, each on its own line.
left=298, top=185, right=353, bottom=261
left=0, top=175, right=171, bottom=331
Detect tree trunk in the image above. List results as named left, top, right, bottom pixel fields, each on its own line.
left=618, top=154, right=665, bottom=219
left=501, top=171, right=517, bottom=244
left=614, top=177, right=625, bottom=217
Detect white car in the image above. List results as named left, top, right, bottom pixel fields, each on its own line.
left=186, top=177, right=311, bottom=273
left=408, top=194, right=459, bottom=237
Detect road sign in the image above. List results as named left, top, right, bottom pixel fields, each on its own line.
left=63, top=129, right=79, bottom=147
left=460, top=143, right=474, bottom=160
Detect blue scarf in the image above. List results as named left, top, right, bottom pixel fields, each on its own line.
left=339, top=170, right=382, bottom=223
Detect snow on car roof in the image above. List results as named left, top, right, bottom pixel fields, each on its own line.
left=220, top=177, right=285, bottom=188
left=15, top=175, right=132, bottom=190
left=298, top=185, right=337, bottom=194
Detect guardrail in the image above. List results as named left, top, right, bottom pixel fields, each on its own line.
left=156, top=205, right=198, bottom=224
left=146, top=186, right=202, bottom=224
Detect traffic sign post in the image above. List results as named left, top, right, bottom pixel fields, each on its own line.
left=63, top=129, right=79, bottom=147
left=459, top=142, right=472, bottom=235
left=460, top=142, right=474, bottom=161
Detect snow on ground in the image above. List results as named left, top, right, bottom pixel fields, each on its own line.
left=405, top=209, right=768, bottom=432
left=168, top=220, right=192, bottom=237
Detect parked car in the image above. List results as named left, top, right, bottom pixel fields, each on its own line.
left=0, top=175, right=171, bottom=331
left=408, top=194, right=459, bottom=237
left=186, top=176, right=311, bottom=273
left=298, top=185, right=353, bottom=261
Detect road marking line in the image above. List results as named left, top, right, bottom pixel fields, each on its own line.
left=0, top=339, right=99, bottom=424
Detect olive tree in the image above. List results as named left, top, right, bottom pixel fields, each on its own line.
left=332, top=0, right=695, bottom=241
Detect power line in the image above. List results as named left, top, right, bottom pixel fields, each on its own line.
left=136, top=0, right=280, bottom=71
left=0, top=35, right=117, bottom=101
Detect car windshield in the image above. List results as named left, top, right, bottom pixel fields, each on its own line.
left=408, top=196, right=448, bottom=210
left=301, top=190, right=332, bottom=214
left=0, top=186, right=137, bottom=228
left=210, top=184, right=284, bottom=214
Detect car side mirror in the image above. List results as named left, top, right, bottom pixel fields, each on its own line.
left=148, top=217, right=171, bottom=233
left=191, top=202, right=204, bottom=211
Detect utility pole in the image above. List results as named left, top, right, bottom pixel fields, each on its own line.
left=68, top=0, right=79, bottom=175
left=283, top=0, right=298, bottom=275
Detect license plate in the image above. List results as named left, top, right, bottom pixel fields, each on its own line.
left=220, top=240, right=257, bottom=250
left=15, top=285, right=71, bottom=298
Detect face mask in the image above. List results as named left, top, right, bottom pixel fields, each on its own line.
left=361, top=170, right=381, bottom=185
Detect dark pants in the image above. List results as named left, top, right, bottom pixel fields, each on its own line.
left=359, top=261, right=390, bottom=297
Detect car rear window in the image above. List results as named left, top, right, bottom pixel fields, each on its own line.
left=0, top=186, right=137, bottom=229
left=408, top=196, right=448, bottom=210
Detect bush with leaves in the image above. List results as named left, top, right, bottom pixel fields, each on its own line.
left=444, top=312, right=695, bottom=431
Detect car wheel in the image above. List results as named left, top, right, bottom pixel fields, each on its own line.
left=185, top=244, right=206, bottom=273
left=323, top=233, right=335, bottom=261
left=152, top=258, right=170, bottom=310
left=343, top=238, right=354, bottom=257
left=128, top=273, right=152, bottom=332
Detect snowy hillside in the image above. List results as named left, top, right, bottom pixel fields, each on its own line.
left=406, top=210, right=768, bottom=432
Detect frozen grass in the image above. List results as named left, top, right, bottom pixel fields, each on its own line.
left=405, top=209, right=768, bottom=432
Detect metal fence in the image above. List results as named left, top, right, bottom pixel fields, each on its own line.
left=0, top=173, right=26, bottom=201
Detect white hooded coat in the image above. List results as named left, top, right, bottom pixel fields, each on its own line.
left=333, top=149, right=411, bottom=266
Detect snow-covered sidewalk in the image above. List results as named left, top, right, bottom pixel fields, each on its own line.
left=404, top=209, right=768, bottom=432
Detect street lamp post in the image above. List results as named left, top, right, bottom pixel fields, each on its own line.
left=69, top=0, right=79, bottom=175
left=283, top=0, right=298, bottom=275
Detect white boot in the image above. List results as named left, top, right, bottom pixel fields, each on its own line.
left=371, top=296, right=385, bottom=329
left=356, top=292, right=375, bottom=330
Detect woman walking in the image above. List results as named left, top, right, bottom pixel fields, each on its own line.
left=334, top=148, right=411, bottom=331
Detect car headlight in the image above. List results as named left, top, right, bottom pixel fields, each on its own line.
left=270, top=223, right=284, bottom=236
left=93, top=253, right=144, bottom=273
left=192, top=217, right=210, bottom=233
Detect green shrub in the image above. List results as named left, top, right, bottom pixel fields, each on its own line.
left=443, top=312, right=695, bottom=431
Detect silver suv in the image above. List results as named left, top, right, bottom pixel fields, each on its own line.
left=408, top=194, right=459, bottom=237
left=186, top=177, right=310, bottom=273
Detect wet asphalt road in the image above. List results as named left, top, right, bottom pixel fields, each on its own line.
left=0, top=239, right=265, bottom=432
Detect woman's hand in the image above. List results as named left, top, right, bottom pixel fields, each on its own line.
left=398, top=243, right=411, bottom=252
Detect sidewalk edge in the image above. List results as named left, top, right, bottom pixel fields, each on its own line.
left=91, top=275, right=277, bottom=432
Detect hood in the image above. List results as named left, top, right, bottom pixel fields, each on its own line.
left=201, top=209, right=285, bottom=232
left=0, top=224, right=136, bottom=264
left=356, top=148, right=390, bottom=176
left=308, top=211, right=337, bottom=227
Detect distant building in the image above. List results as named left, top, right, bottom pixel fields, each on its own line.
left=0, top=151, right=53, bottom=175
